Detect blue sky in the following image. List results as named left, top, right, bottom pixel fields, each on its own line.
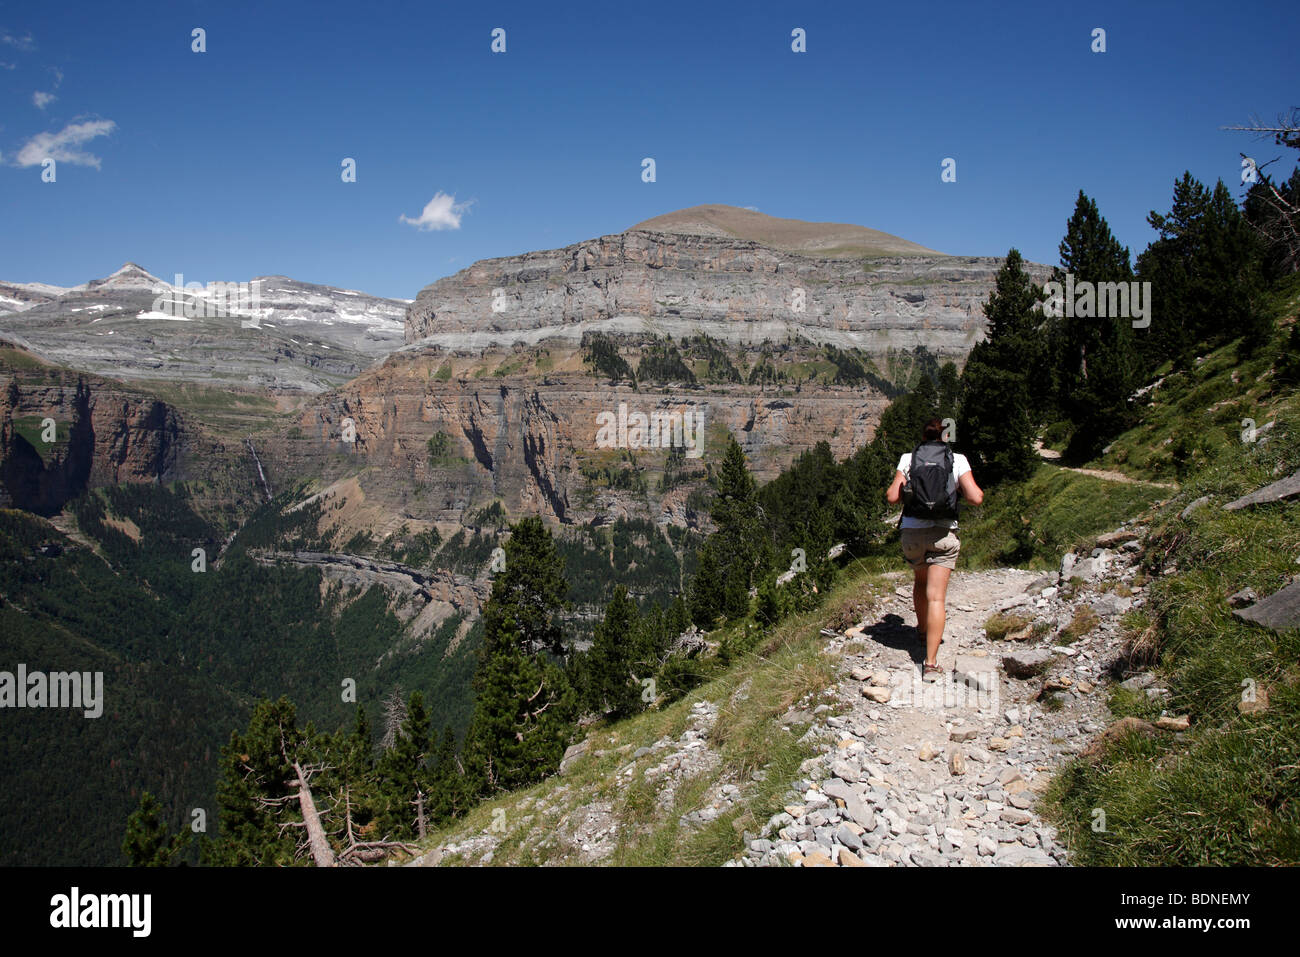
left=1, top=0, right=1296, bottom=300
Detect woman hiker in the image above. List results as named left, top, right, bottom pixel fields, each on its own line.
left=885, top=418, right=984, bottom=683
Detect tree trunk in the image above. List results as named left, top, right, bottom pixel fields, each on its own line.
left=293, top=762, right=336, bottom=868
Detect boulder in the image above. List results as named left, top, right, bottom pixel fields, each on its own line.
left=1233, top=580, right=1300, bottom=633
left=1001, top=649, right=1055, bottom=679
left=995, top=593, right=1032, bottom=613
left=1096, top=528, right=1140, bottom=549
left=994, top=844, right=1055, bottom=866
left=1222, top=467, right=1300, bottom=511
left=558, top=739, right=589, bottom=775
left=1227, top=587, right=1258, bottom=609
left=1090, top=593, right=1132, bottom=618
left=1024, top=575, right=1057, bottom=596
left=1060, top=552, right=1077, bottom=580
left=1120, top=673, right=1156, bottom=691
left=948, top=749, right=966, bottom=776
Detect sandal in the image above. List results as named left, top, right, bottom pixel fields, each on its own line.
left=922, top=663, right=942, bottom=683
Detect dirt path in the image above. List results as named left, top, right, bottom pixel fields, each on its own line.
left=1034, top=440, right=1177, bottom=488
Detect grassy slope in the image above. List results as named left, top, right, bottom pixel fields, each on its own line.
left=1042, top=290, right=1300, bottom=864
left=412, top=570, right=891, bottom=866
left=957, top=464, right=1169, bottom=571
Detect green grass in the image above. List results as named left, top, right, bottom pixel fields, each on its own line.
left=9, top=415, right=67, bottom=463
left=1058, top=606, right=1099, bottom=644
left=957, top=463, right=1166, bottom=570
left=0, top=345, right=52, bottom=372
left=983, top=612, right=1031, bottom=640
left=1041, top=330, right=1300, bottom=865
left=1092, top=331, right=1288, bottom=483
left=125, top=379, right=285, bottom=437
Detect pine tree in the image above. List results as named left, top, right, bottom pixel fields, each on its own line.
left=462, top=518, right=576, bottom=794
left=585, top=585, right=643, bottom=718
left=481, top=516, right=569, bottom=656
left=1137, top=174, right=1264, bottom=366
left=959, top=340, right=1037, bottom=485
left=427, top=726, right=470, bottom=824
left=936, top=361, right=961, bottom=421
left=1049, top=194, right=1141, bottom=459
left=335, top=706, right=376, bottom=840
left=688, top=540, right=725, bottom=629
left=203, top=697, right=312, bottom=866
left=374, top=691, right=432, bottom=839
left=122, top=792, right=186, bottom=867
left=709, top=438, right=770, bottom=620
left=463, top=616, right=576, bottom=793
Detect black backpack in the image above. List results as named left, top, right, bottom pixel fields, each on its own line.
left=902, top=441, right=959, bottom=521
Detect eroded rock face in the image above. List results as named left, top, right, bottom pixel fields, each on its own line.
left=0, top=376, right=188, bottom=514
left=270, top=350, right=892, bottom=527
left=405, top=229, right=1048, bottom=356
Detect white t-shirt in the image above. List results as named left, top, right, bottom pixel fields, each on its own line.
left=896, top=451, right=971, bottom=530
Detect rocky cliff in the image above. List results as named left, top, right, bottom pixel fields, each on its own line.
left=405, top=210, right=1046, bottom=359
left=0, top=344, right=261, bottom=517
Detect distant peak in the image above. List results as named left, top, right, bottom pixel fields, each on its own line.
left=86, top=262, right=167, bottom=291
left=628, top=204, right=943, bottom=258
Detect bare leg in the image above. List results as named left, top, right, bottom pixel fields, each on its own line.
left=913, top=564, right=928, bottom=641
left=924, top=564, right=952, bottom=667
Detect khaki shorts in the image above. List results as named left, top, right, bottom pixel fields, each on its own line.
left=901, top=526, right=961, bottom=570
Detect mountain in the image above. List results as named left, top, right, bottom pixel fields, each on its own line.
left=0, top=264, right=408, bottom=393
left=405, top=204, right=1034, bottom=356
left=1, top=209, right=1048, bottom=571
left=629, top=204, right=943, bottom=257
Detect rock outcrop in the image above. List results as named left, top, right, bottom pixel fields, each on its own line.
left=406, top=222, right=1047, bottom=358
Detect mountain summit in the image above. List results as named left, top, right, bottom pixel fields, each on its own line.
left=84, top=262, right=168, bottom=293
left=629, top=204, right=943, bottom=258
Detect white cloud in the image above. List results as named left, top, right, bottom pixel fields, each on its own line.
left=1, top=33, right=34, bottom=51
left=0, top=61, right=16, bottom=70
left=14, top=119, right=116, bottom=169
left=32, top=90, right=55, bottom=109
left=400, top=191, right=472, bottom=231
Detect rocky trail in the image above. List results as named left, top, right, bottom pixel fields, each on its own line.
left=740, top=528, right=1160, bottom=868
left=407, top=521, right=1168, bottom=868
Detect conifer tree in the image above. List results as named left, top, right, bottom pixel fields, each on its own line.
left=1048, top=195, right=1141, bottom=459
left=585, top=585, right=643, bottom=718
left=374, top=691, right=432, bottom=838
left=709, top=437, right=770, bottom=619
left=463, top=616, right=575, bottom=793
left=688, top=540, right=725, bottom=629
left=463, top=518, right=576, bottom=794
left=122, top=792, right=186, bottom=867
left=203, top=697, right=313, bottom=866
left=480, top=516, right=569, bottom=656
left=958, top=340, right=1038, bottom=485
left=1138, top=174, right=1266, bottom=366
